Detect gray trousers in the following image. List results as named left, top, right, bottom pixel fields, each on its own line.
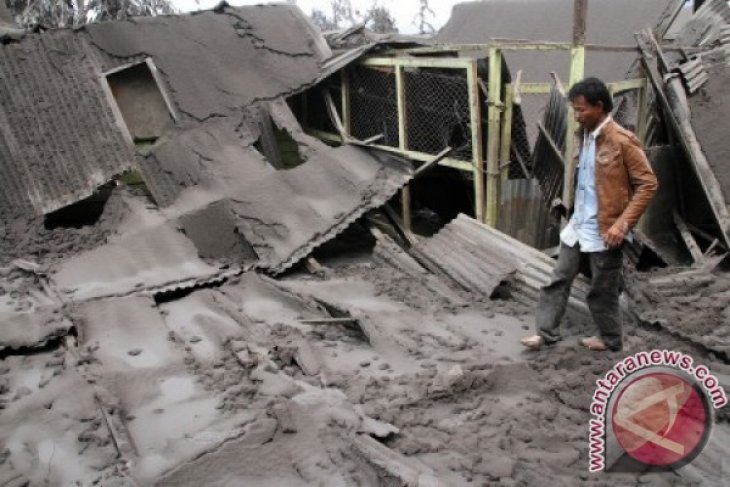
left=535, top=242, right=623, bottom=351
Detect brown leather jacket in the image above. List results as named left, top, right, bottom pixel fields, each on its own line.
left=571, top=119, right=658, bottom=236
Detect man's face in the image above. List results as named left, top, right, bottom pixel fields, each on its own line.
left=571, top=95, right=605, bottom=132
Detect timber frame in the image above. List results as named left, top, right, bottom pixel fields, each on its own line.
left=305, top=40, right=650, bottom=231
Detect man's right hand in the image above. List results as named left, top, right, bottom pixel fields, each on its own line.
left=550, top=198, right=567, bottom=221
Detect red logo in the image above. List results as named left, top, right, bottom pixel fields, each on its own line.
left=611, top=372, right=711, bottom=468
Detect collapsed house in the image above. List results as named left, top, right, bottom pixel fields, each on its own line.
left=0, top=1, right=729, bottom=485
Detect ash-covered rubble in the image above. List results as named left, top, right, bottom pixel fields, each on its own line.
left=0, top=1, right=729, bottom=486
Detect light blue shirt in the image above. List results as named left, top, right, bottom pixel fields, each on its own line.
left=560, top=117, right=611, bottom=252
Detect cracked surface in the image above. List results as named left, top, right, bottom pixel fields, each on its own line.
left=85, top=5, right=327, bottom=121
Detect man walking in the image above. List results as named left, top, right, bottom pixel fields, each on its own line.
left=521, top=77, right=657, bottom=352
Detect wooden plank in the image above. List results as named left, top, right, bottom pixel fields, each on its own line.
left=145, top=58, right=179, bottom=122
left=341, top=67, right=351, bottom=136
left=97, top=73, right=135, bottom=148
left=573, top=0, right=588, bottom=45
left=636, top=30, right=730, bottom=250
left=306, top=129, right=475, bottom=172
left=607, top=78, right=647, bottom=94
left=414, top=146, right=453, bottom=178
left=395, top=64, right=411, bottom=232
left=305, top=257, right=326, bottom=276
left=516, top=82, right=552, bottom=94
left=386, top=42, right=703, bottom=56
left=500, top=84, right=514, bottom=180
left=563, top=37, right=585, bottom=210
left=361, top=56, right=471, bottom=69
left=584, top=44, right=638, bottom=52
left=378, top=207, right=417, bottom=248
left=673, top=210, right=704, bottom=263
left=481, top=40, right=574, bottom=51
left=485, top=49, right=502, bottom=226
left=468, top=60, right=486, bottom=223
left=323, top=89, right=347, bottom=141
left=396, top=65, right=408, bottom=152
left=401, top=186, right=412, bottom=232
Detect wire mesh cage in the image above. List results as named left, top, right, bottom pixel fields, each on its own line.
left=404, top=67, right=472, bottom=161
left=348, top=65, right=399, bottom=147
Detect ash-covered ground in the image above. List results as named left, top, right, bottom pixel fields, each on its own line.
left=1, top=191, right=728, bottom=486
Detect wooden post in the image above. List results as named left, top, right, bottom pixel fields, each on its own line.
left=396, top=64, right=411, bottom=231
left=341, top=67, right=351, bottom=136
left=563, top=0, right=587, bottom=210
left=467, top=59, right=485, bottom=224
left=500, top=84, right=514, bottom=180
left=485, top=48, right=502, bottom=226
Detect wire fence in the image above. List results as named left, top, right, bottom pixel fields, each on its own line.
left=349, top=65, right=399, bottom=148
left=404, top=67, right=472, bottom=161
left=348, top=64, right=475, bottom=160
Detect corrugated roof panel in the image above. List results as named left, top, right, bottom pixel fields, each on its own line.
left=415, top=214, right=593, bottom=323
left=0, top=31, right=134, bottom=218
left=53, top=222, right=223, bottom=301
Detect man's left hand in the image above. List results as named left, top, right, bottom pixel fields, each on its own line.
left=603, top=224, right=625, bottom=248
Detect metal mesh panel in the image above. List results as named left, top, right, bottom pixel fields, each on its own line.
left=349, top=65, right=399, bottom=147
left=404, top=67, right=472, bottom=161
left=531, top=85, right=567, bottom=206
left=509, top=99, right=533, bottom=178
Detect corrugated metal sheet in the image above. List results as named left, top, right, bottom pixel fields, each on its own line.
left=138, top=99, right=414, bottom=275
left=413, top=215, right=517, bottom=297
left=415, top=214, right=592, bottom=323
left=232, top=144, right=414, bottom=274
left=673, top=0, right=730, bottom=47
left=497, top=178, right=558, bottom=250
left=0, top=31, right=134, bottom=218
left=53, top=222, right=225, bottom=301
left=676, top=57, right=709, bottom=93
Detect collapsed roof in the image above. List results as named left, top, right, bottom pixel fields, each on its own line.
left=0, top=4, right=333, bottom=219
left=0, top=4, right=413, bottom=280
left=0, top=31, right=135, bottom=218
left=436, top=0, right=682, bottom=82
left=637, top=0, right=730, bottom=251
left=84, top=4, right=332, bottom=121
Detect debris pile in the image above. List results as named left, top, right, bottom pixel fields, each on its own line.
left=0, top=1, right=728, bottom=485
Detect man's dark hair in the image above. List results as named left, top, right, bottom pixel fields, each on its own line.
left=568, top=77, right=613, bottom=113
